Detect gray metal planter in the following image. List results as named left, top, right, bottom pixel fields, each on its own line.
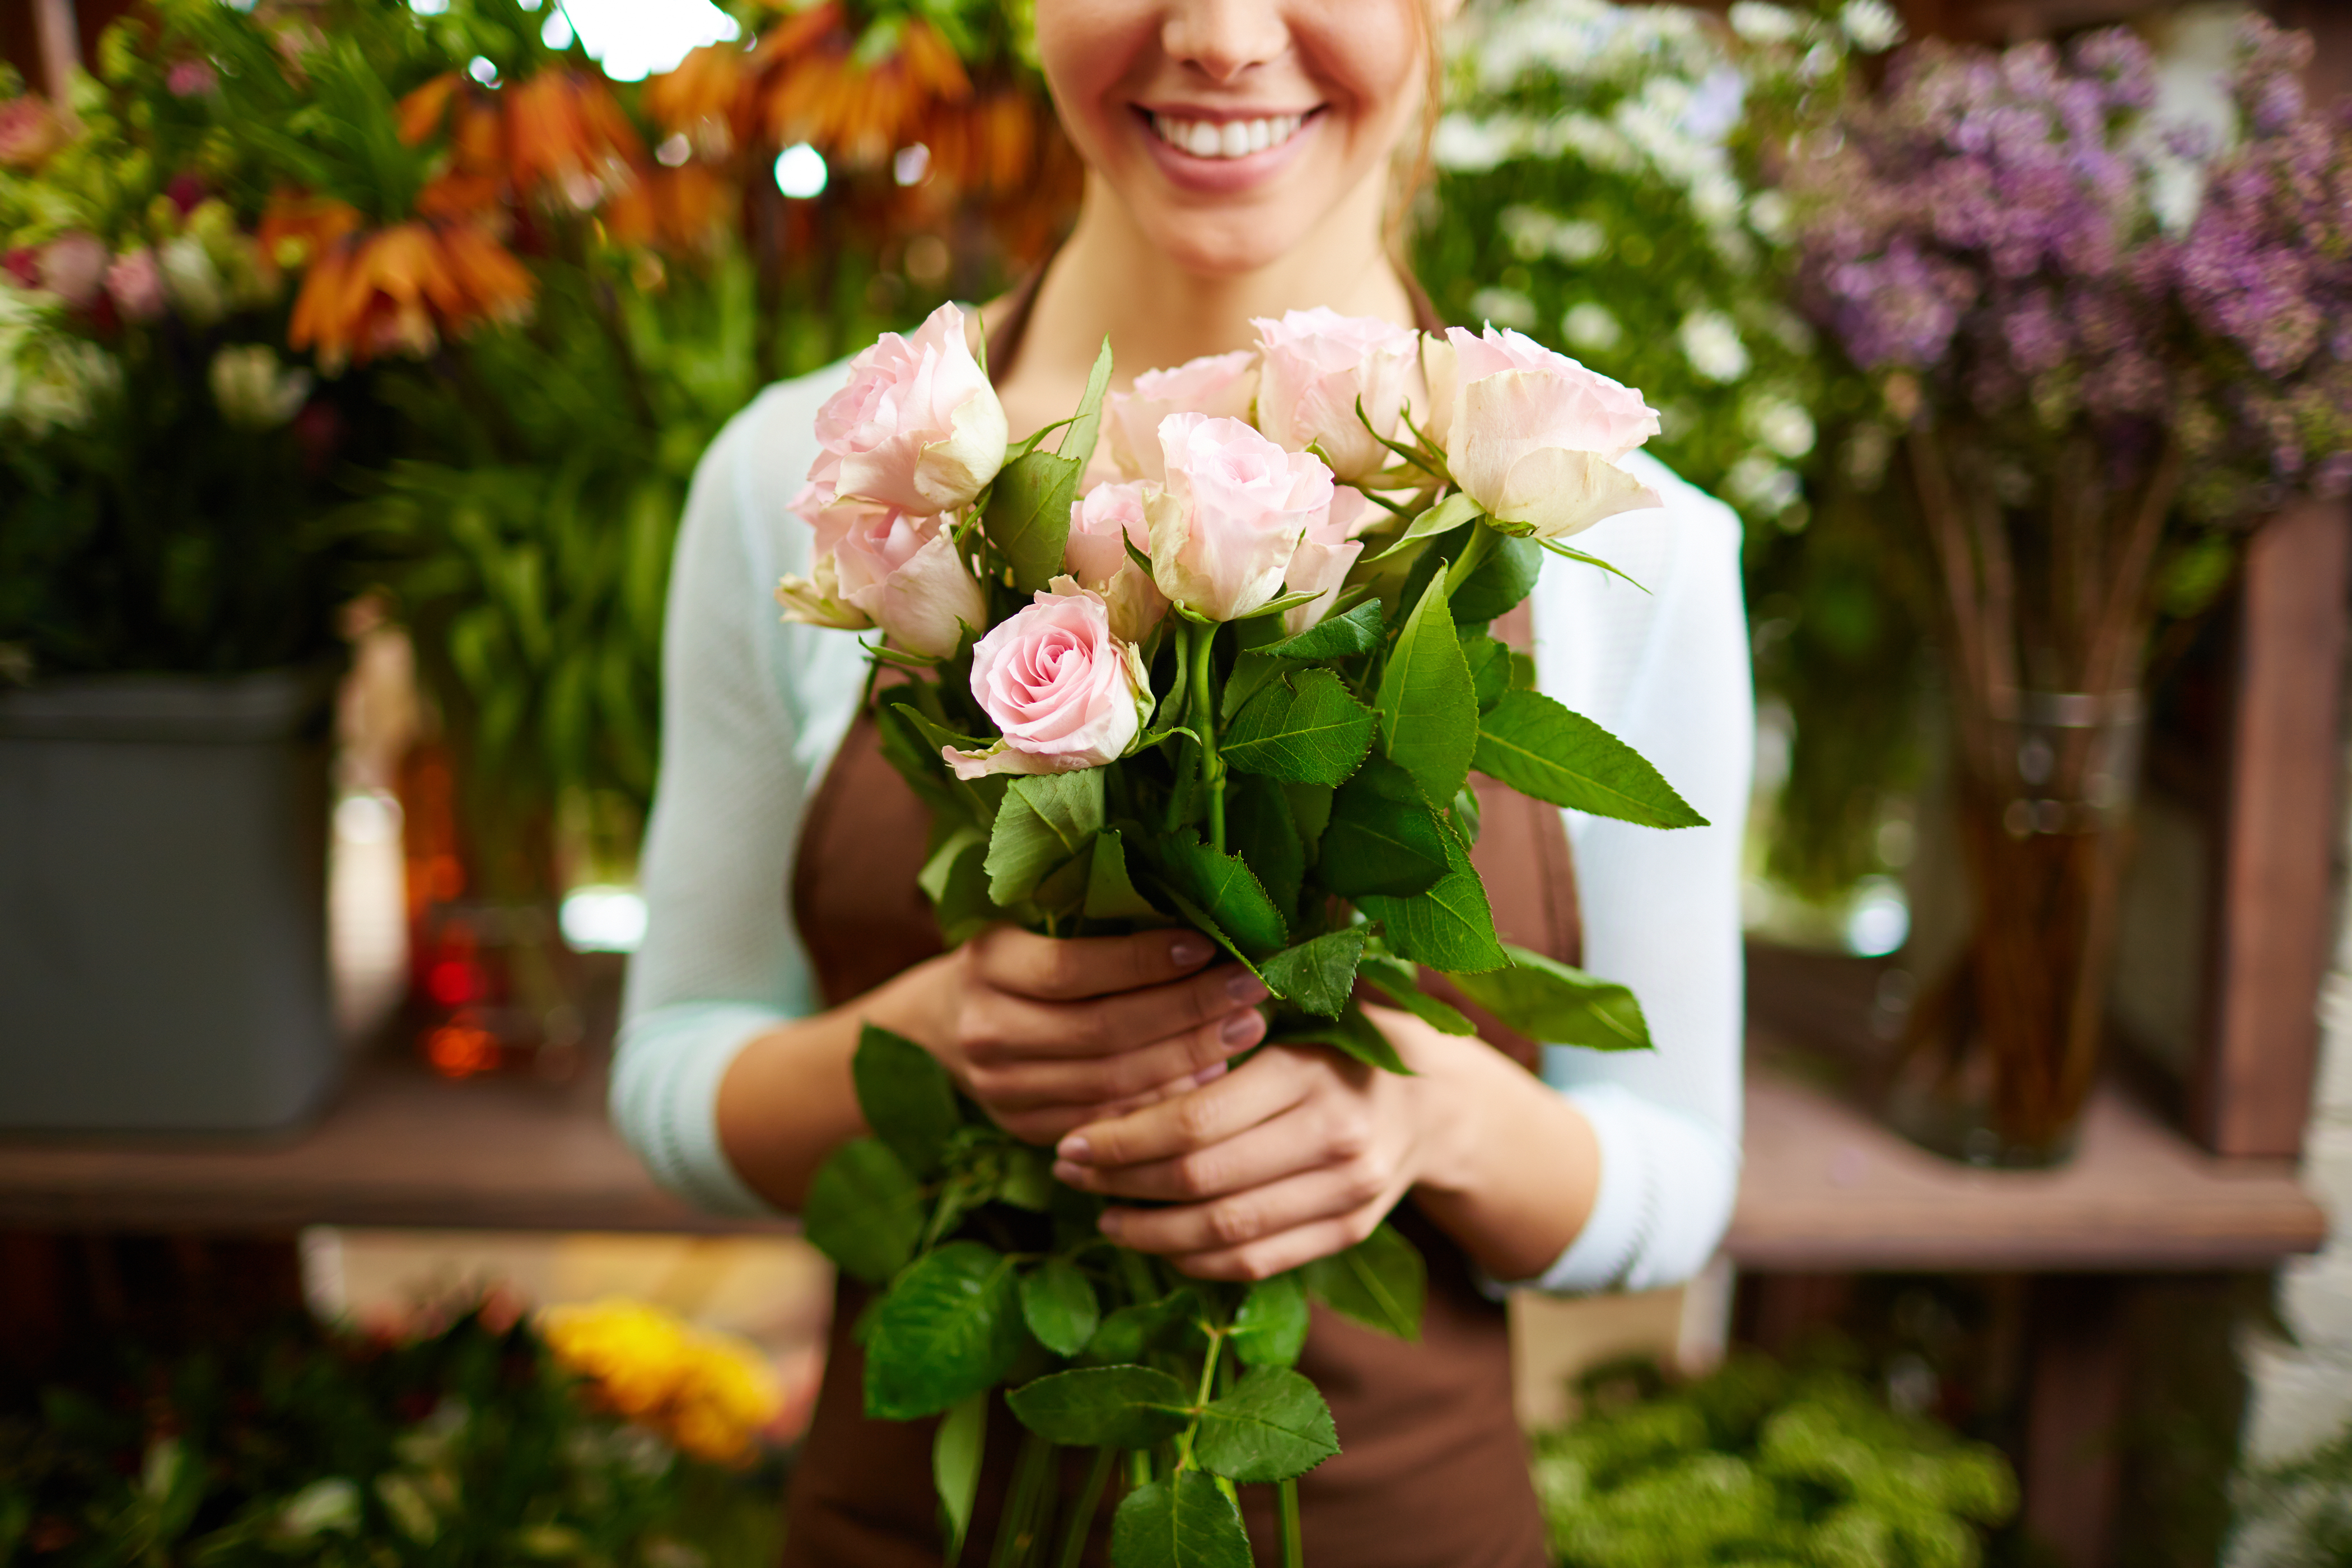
left=0, top=668, right=341, bottom=1133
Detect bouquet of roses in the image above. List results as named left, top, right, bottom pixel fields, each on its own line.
left=777, top=301, right=1704, bottom=1567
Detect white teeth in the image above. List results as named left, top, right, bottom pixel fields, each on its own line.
left=1151, top=112, right=1306, bottom=160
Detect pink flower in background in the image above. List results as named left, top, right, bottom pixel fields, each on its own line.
left=105, top=249, right=166, bottom=323
left=1146, top=413, right=1333, bottom=622
left=813, top=301, right=1006, bottom=514
left=1441, top=325, right=1662, bottom=540
left=946, top=581, right=1153, bottom=780
left=1252, top=307, right=1422, bottom=481
left=166, top=60, right=220, bottom=97
left=38, top=232, right=109, bottom=309
left=1281, top=488, right=1374, bottom=636
left=0, top=96, right=61, bottom=170
left=1105, top=349, right=1258, bottom=483
left=829, top=508, right=988, bottom=659
left=1063, top=480, right=1168, bottom=641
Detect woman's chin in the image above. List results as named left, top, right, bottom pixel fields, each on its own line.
left=1135, top=216, right=1313, bottom=279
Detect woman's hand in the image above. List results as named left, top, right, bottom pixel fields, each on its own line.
left=899, top=925, right=1271, bottom=1145
left=1047, top=1006, right=1602, bottom=1283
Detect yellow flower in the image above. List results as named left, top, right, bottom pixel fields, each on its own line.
left=538, top=1300, right=782, bottom=1467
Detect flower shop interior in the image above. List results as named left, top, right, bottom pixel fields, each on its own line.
left=4, top=0, right=2352, bottom=1563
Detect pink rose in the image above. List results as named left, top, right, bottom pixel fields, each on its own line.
left=813, top=301, right=1006, bottom=514
left=1105, top=349, right=1258, bottom=483
left=829, top=507, right=988, bottom=659
left=1281, top=488, right=1374, bottom=636
left=1145, top=413, right=1333, bottom=622
left=945, top=580, right=1154, bottom=781
left=774, top=551, right=870, bottom=632
left=105, top=249, right=166, bottom=323
left=166, top=60, right=220, bottom=97
left=1063, top=480, right=1169, bottom=642
left=1440, top=326, right=1663, bottom=540
left=0, top=97, right=62, bottom=170
left=1252, top=307, right=1422, bottom=482
left=38, top=232, right=108, bottom=310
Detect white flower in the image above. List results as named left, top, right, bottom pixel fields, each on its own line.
left=1467, top=288, right=1537, bottom=334
left=159, top=235, right=226, bottom=327
left=1678, top=310, right=1751, bottom=384
left=1562, top=304, right=1623, bottom=353
left=1728, top=3, right=1805, bottom=44
left=1726, top=452, right=1802, bottom=515
left=1839, top=0, right=1904, bottom=53
left=1745, top=394, right=1817, bottom=460
left=209, top=345, right=313, bottom=430
left=0, top=290, right=120, bottom=437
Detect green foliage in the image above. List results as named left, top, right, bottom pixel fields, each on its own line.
left=1376, top=574, right=1480, bottom=810
left=1474, top=689, right=1707, bottom=829
left=0, top=1304, right=783, bottom=1568
left=1300, top=1225, right=1427, bottom=1342
left=1450, top=944, right=1653, bottom=1052
left=1531, top=1354, right=2017, bottom=1567
left=1110, top=1473, right=1253, bottom=1568
left=1221, top=669, right=1377, bottom=787
left=2237, top=1414, right=2352, bottom=1567
left=1192, top=1369, right=1341, bottom=1485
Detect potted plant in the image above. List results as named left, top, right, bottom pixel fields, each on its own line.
left=1790, top=18, right=2352, bottom=1164
left=0, top=53, right=385, bottom=1132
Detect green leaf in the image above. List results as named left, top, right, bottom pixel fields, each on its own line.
left=1357, top=825, right=1508, bottom=973
left=985, top=771, right=1107, bottom=904
left=1303, top=1223, right=1425, bottom=1341
left=1283, top=783, right=1334, bottom=862
left=1258, top=929, right=1367, bottom=1019
left=933, top=1392, right=986, bottom=1564
left=1019, top=1258, right=1102, bottom=1358
left=1162, top=832, right=1288, bottom=959
left=1357, top=953, right=1476, bottom=1036
left=1262, top=599, right=1384, bottom=660
left=1005, top=1365, right=1193, bottom=1449
left=1229, top=1274, right=1310, bottom=1369
left=1084, top=1290, right=1203, bottom=1365
left=1447, top=944, right=1653, bottom=1052
left=1449, top=534, right=1543, bottom=624
left=984, top=447, right=1082, bottom=595
left=998, top=1144, right=1056, bottom=1211
left=1084, top=829, right=1166, bottom=922
left=864, top=1242, right=1026, bottom=1420
left=1226, top=778, right=1304, bottom=928
left=852, top=1025, right=964, bottom=1177
left=1275, top=1004, right=1411, bottom=1075
left=1109, top=1472, right=1253, bottom=1568
left=928, top=832, right=1001, bottom=946
left=802, top=1139, right=923, bottom=1285
left=1193, top=1367, right=1341, bottom=1483
left=1376, top=574, right=1479, bottom=809
left=1220, top=651, right=1284, bottom=726
left=1222, top=669, right=1377, bottom=787
left=1319, top=760, right=1449, bottom=898
left=1058, top=337, right=1117, bottom=475
left=1461, top=634, right=1512, bottom=713
left=1473, top=690, right=1705, bottom=829
left=1368, top=489, right=1483, bottom=562
left=1537, top=536, right=1650, bottom=592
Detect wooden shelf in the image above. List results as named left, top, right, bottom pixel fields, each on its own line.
left=0, top=1042, right=2325, bottom=1269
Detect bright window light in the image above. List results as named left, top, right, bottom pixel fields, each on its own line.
left=561, top=885, right=647, bottom=954
left=1844, top=875, right=1911, bottom=958
left=775, top=143, right=828, bottom=199
left=466, top=55, right=500, bottom=86
left=541, top=9, right=575, bottom=50
left=559, top=0, right=739, bottom=83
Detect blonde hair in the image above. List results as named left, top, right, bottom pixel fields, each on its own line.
left=1384, top=0, right=1448, bottom=264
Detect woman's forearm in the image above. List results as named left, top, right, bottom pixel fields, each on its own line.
left=1411, top=1038, right=1602, bottom=1285
left=713, top=956, right=950, bottom=1211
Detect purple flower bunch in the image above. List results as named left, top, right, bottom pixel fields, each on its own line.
left=1795, top=17, right=2352, bottom=520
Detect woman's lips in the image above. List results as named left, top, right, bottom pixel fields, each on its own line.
left=1131, top=105, right=1324, bottom=192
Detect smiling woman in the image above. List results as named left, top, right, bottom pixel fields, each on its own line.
left=612, top=2, right=1751, bottom=1565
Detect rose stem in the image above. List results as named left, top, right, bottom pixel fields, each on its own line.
left=1054, top=1448, right=1116, bottom=1568
left=1189, top=620, right=1227, bottom=853
left=1443, top=520, right=1495, bottom=594
left=1279, top=1478, right=1305, bottom=1568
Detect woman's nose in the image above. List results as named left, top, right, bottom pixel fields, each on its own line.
left=1160, top=0, right=1291, bottom=85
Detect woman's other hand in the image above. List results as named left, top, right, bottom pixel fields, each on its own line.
left=902, top=926, right=1270, bottom=1144
left=1048, top=1006, right=1600, bottom=1283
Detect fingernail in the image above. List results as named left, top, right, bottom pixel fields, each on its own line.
left=1190, top=1063, right=1229, bottom=1086
left=1220, top=1011, right=1262, bottom=1045
left=1228, top=973, right=1268, bottom=1005
left=1170, top=935, right=1214, bottom=967
left=1056, top=1133, right=1093, bottom=1164
left=1052, top=1159, right=1090, bottom=1186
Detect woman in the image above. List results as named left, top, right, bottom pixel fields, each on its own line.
left=615, top=2, right=1751, bottom=1562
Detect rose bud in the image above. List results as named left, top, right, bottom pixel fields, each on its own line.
left=829, top=507, right=987, bottom=659
left=1145, top=412, right=1333, bottom=623
left=1063, top=480, right=1169, bottom=642
left=814, top=301, right=1007, bottom=515
left=1251, top=307, right=1423, bottom=482
left=105, top=249, right=167, bottom=323
left=945, top=580, right=1155, bottom=781
left=775, top=551, right=871, bottom=632
left=1104, top=349, right=1258, bottom=483
left=1440, top=325, right=1663, bottom=540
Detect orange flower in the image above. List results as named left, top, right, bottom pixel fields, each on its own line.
left=286, top=220, right=533, bottom=372
left=643, top=41, right=746, bottom=138
left=507, top=69, right=645, bottom=208
left=604, top=163, right=728, bottom=253
left=396, top=72, right=464, bottom=146
left=258, top=192, right=363, bottom=268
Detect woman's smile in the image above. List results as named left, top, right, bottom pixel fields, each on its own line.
left=1133, top=102, right=1326, bottom=191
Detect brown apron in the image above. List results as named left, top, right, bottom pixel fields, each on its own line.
left=778, top=279, right=1579, bottom=1568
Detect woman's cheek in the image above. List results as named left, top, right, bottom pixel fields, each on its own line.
left=1032, top=0, right=1160, bottom=174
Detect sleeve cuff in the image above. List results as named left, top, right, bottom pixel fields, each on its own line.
left=610, top=1003, right=788, bottom=1219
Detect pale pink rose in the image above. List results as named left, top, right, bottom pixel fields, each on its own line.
left=946, top=580, right=1153, bottom=780
left=38, top=232, right=108, bottom=310
left=1441, top=325, right=1662, bottom=540
left=1105, top=349, right=1258, bottom=483
left=830, top=508, right=988, bottom=659
left=1063, top=480, right=1169, bottom=642
left=1145, top=413, right=1333, bottom=622
left=813, top=301, right=1006, bottom=514
left=0, top=97, right=62, bottom=170
left=775, top=552, right=870, bottom=632
left=1281, top=488, right=1375, bottom=636
left=1251, top=307, right=1422, bottom=482
left=1416, top=332, right=1458, bottom=450
left=105, top=249, right=166, bottom=323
